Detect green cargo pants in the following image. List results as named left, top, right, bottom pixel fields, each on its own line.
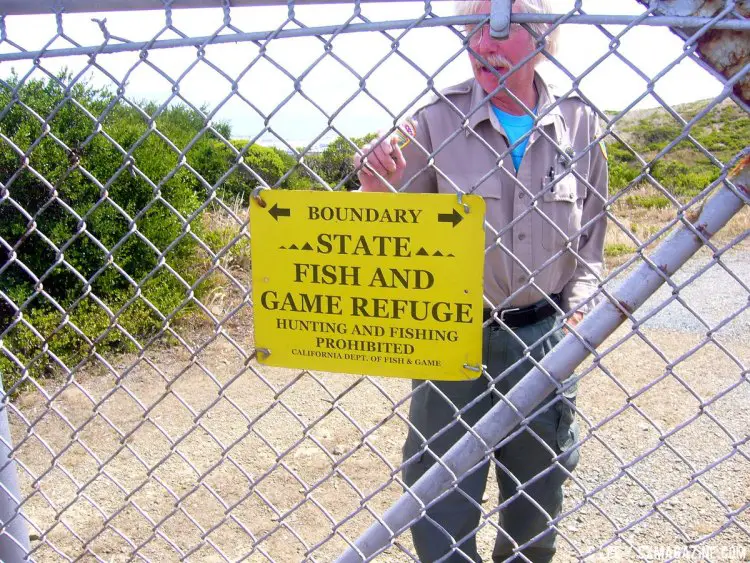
left=402, top=315, right=580, bottom=563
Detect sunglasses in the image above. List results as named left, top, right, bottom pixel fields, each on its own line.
left=462, top=21, right=525, bottom=44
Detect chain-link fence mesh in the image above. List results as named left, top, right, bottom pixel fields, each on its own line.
left=0, top=0, right=748, bottom=561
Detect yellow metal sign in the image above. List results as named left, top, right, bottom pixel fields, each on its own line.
left=250, top=190, right=485, bottom=380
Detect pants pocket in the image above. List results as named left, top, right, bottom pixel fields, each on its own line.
left=556, top=399, right=580, bottom=472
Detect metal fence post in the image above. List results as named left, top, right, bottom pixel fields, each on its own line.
left=0, top=378, right=29, bottom=562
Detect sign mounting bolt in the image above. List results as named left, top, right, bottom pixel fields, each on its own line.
left=251, top=186, right=268, bottom=208
left=458, top=192, right=470, bottom=214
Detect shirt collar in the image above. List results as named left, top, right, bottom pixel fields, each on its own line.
left=465, top=72, right=566, bottom=137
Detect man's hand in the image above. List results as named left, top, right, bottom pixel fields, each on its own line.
left=563, top=311, right=585, bottom=334
left=354, top=136, right=407, bottom=192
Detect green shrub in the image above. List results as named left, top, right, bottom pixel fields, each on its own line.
left=628, top=120, right=683, bottom=151
left=650, top=160, right=719, bottom=197
left=609, top=160, right=641, bottom=192
left=0, top=71, right=233, bottom=389
left=309, top=133, right=378, bottom=190
left=624, top=194, right=671, bottom=209
left=607, top=100, right=747, bottom=198
left=604, top=243, right=635, bottom=258
left=228, top=141, right=286, bottom=197
left=0, top=71, right=381, bottom=392
left=214, top=141, right=326, bottom=198
left=695, top=118, right=750, bottom=157
left=606, top=142, right=641, bottom=192
left=606, top=141, right=638, bottom=163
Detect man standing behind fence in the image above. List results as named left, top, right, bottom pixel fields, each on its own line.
left=354, top=0, right=608, bottom=561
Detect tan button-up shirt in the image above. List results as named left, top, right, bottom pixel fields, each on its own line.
left=396, top=73, right=608, bottom=313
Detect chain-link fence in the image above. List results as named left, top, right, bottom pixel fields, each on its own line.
left=0, top=0, right=748, bottom=561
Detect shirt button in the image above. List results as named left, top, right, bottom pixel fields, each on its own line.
left=517, top=275, right=526, bottom=283
left=518, top=192, right=525, bottom=199
left=518, top=233, right=526, bottom=241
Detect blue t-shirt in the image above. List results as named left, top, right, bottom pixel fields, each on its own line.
left=491, top=105, right=536, bottom=171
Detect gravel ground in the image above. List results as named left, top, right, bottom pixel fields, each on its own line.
left=632, top=247, right=749, bottom=339
left=6, top=247, right=749, bottom=562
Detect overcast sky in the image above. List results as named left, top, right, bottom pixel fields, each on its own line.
left=0, top=0, right=725, bottom=148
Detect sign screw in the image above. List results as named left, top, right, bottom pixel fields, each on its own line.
left=251, top=186, right=268, bottom=208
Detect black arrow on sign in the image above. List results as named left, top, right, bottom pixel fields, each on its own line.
left=269, top=203, right=291, bottom=221
left=438, top=208, right=463, bottom=227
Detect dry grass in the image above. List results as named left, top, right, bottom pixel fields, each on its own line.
left=191, top=196, right=253, bottom=329
left=9, top=319, right=748, bottom=562
left=605, top=187, right=749, bottom=269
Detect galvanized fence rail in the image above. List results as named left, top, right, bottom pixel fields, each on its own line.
left=0, top=0, right=748, bottom=561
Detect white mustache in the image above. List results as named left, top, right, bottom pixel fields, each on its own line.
left=475, top=54, right=511, bottom=71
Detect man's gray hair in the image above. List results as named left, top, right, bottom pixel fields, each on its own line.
left=455, top=0, right=560, bottom=58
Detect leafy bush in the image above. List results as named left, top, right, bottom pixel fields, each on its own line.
left=215, top=140, right=337, bottom=198
left=695, top=117, right=750, bottom=158
left=311, top=133, right=377, bottom=190
left=606, top=118, right=728, bottom=197
left=0, top=71, right=381, bottom=390
left=628, top=120, right=683, bottom=151
left=604, top=142, right=640, bottom=192
left=217, top=141, right=287, bottom=201
left=609, top=161, right=640, bottom=192
left=0, top=71, right=234, bottom=388
left=607, top=141, right=638, bottom=163
left=650, top=160, right=719, bottom=197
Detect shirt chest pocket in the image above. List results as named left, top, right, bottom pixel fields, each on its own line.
left=437, top=172, right=507, bottom=247
left=540, top=173, right=586, bottom=251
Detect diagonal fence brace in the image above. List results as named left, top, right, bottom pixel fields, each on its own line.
left=335, top=156, right=750, bottom=562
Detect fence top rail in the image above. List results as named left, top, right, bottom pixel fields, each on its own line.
left=8, top=0, right=444, bottom=16
left=2, top=0, right=750, bottom=25
left=0, top=13, right=748, bottom=65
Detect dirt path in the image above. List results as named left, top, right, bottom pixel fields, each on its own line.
left=8, top=250, right=750, bottom=562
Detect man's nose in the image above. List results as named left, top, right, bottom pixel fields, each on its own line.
left=474, top=24, right=500, bottom=52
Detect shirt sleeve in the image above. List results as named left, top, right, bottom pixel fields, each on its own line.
left=561, top=110, right=609, bottom=314
left=396, top=109, right=438, bottom=194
